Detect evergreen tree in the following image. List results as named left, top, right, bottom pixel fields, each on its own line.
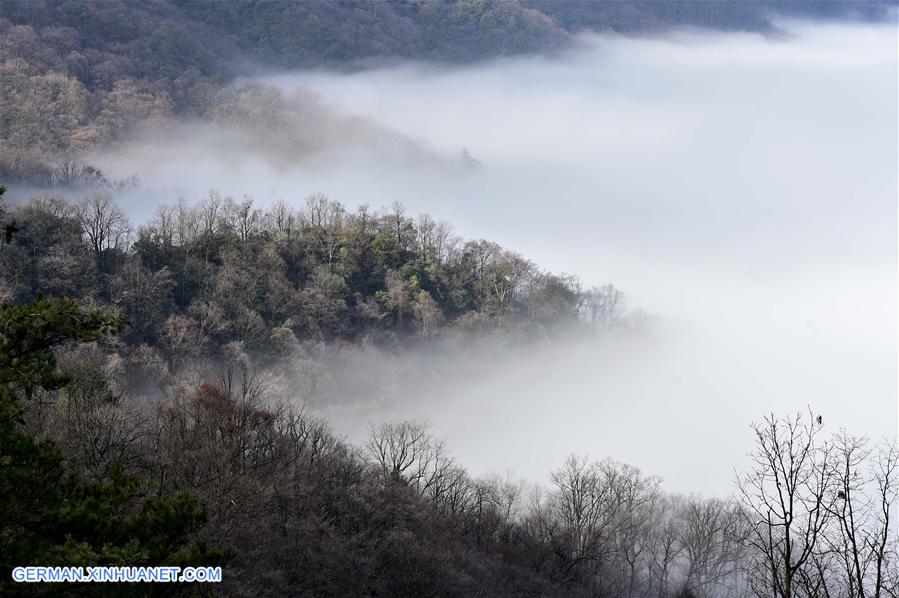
left=0, top=296, right=228, bottom=595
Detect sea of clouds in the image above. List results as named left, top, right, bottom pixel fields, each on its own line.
left=89, top=20, right=897, bottom=493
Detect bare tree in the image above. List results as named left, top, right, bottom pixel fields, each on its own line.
left=736, top=411, right=835, bottom=598
left=414, top=214, right=455, bottom=265
left=174, top=198, right=200, bottom=247
left=388, top=201, right=407, bottom=247
left=463, top=239, right=500, bottom=281
left=319, top=199, right=344, bottom=271
left=486, top=251, right=532, bottom=328
left=267, top=199, right=298, bottom=242
left=366, top=420, right=450, bottom=496
left=305, top=192, right=329, bottom=228
left=44, top=349, right=144, bottom=478
left=679, top=496, right=744, bottom=596
left=52, top=157, right=86, bottom=186
left=224, top=195, right=261, bottom=245
left=548, top=455, right=659, bottom=587
left=198, top=190, right=222, bottom=237
left=579, top=284, right=626, bottom=329
left=415, top=213, right=437, bottom=261
left=303, top=193, right=345, bottom=269
left=76, top=193, right=129, bottom=254
left=647, top=496, right=685, bottom=598
left=143, top=204, right=177, bottom=246
left=826, top=433, right=899, bottom=598
left=871, top=441, right=899, bottom=598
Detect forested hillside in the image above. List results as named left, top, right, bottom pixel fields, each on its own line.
left=0, top=191, right=626, bottom=350
left=523, top=0, right=893, bottom=34
left=1, top=185, right=897, bottom=597
left=1, top=2, right=896, bottom=596
left=1, top=0, right=892, bottom=184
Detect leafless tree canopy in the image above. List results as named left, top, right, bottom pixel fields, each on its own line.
left=736, top=411, right=899, bottom=598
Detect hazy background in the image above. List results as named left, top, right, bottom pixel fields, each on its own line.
left=92, top=20, right=897, bottom=494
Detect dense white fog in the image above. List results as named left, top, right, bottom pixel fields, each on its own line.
left=92, top=21, right=896, bottom=494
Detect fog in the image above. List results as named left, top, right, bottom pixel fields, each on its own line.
left=90, top=21, right=896, bottom=494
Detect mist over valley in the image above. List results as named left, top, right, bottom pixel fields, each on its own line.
left=1, top=3, right=895, bottom=596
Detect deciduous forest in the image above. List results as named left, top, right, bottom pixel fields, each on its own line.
left=0, top=1, right=896, bottom=597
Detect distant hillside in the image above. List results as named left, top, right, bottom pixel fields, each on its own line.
left=170, top=0, right=569, bottom=65
left=2, top=0, right=891, bottom=93
left=523, top=0, right=895, bottom=35
left=0, top=0, right=893, bottom=184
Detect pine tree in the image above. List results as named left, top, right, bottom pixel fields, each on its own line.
left=0, top=296, right=229, bottom=595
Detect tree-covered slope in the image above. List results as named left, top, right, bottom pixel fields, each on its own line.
left=1, top=0, right=892, bottom=184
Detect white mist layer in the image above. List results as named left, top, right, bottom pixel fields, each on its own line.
left=94, top=21, right=897, bottom=494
